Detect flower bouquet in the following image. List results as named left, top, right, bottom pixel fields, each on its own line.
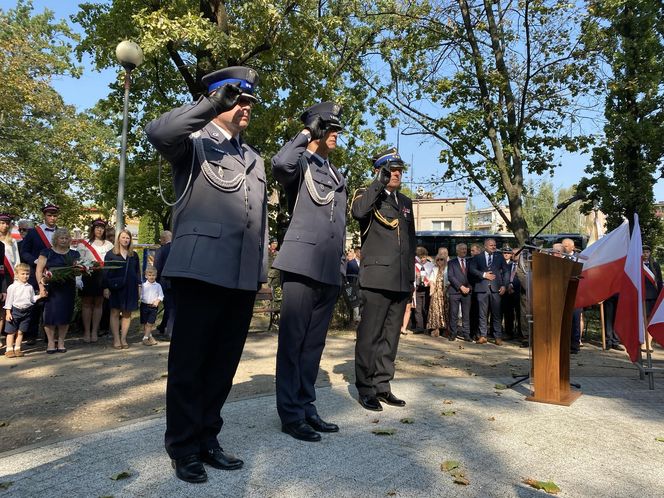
left=44, top=257, right=124, bottom=284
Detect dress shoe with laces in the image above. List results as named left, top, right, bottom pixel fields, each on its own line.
left=306, top=414, right=339, bottom=433
left=358, top=395, right=383, bottom=411
left=172, top=454, right=207, bottom=483
left=200, top=448, right=243, bottom=470
left=477, top=336, right=488, bottom=344
left=282, top=420, right=321, bottom=442
left=376, top=392, right=406, bottom=407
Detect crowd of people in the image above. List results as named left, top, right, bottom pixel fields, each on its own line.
left=0, top=206, right=175, bottom=357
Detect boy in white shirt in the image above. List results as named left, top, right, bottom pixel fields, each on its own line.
left=4, top=263, right=46, bottom=357
left=140, top=266, right=164, bottom=346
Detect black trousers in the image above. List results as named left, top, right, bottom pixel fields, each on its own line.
left=412, top=288, right=430, bottom=331
left=448, top=291, right=471, bottom=339
left=165, top=277, right=256, bottom=459
left=477, top=291, right=503, bottom=338
left=355, top=288, right=409, bottom=397
left=502, top=291, right=521, bottom=337
left=158, top=286, right=175, bottom=336
left=276, top=272, right=338, bottom=425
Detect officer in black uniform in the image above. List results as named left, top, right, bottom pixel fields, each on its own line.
left=145, top=66, right=268, bottom=483
left=351, top=148, right=416, bottom=411
left=272, top=102, right=347, bottom=442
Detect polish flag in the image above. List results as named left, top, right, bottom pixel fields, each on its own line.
left=575, top=220, right=630, bottom=308
left=614, top=214, right=644, bottom=362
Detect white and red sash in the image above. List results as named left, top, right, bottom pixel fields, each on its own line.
left=79, top=239, right=104, bottom=265
left=3, top=255, right=14, bottom=281
left=644, top=262, right=657, bottom=289
left=34, top=226, right=52, bottom=249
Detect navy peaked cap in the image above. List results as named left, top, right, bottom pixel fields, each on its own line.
left=202, top=66, right=259, bottom=101
left=373, top=147, right=405, bottom=169
left=42, top=203, right=60, bottom=214
left=300, top=101, right=343, bottom=130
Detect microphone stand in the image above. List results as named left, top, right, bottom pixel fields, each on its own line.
left=507, top=200, right=582, bottom=390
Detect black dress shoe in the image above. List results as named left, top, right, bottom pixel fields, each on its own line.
left=358, top=395, right=383, bottom=411
left=376, top=392, right=406, bottom=407
left=282, top=420, right=321, bottom=442
left=172, top=454, right=207, bottom=483
left=611, top=344, right=625, bottom=351
left=306, top=414, right=339, bottom=433
left=200, top=447, right=243, bottom=470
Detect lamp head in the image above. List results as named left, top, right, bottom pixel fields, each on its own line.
left=115, top=40, right=144, bottom=71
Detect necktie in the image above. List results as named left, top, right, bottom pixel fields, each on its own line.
left=460, top=258, right=466, bottom=273
left=511, top=262, right=517, bottom=281
left=230, top=137, right=244, bottom=159
left=488, top=253, right=493, bottom=267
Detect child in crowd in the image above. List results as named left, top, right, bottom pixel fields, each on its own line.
left=4, top=263, right=46, bottom=358
left=140, top=266, right=163, bottom=346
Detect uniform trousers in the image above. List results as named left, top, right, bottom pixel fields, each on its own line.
left=502, top=291, right=521, bottom=337
left=276, top=271, right=339, bottom=425
left=477, top=291, right=503, bottom=338
left=165, top=277, right=256, bottom=459
left=448, top=292, right=471, bottom=339
left=355, top=288, right=409, bottom=397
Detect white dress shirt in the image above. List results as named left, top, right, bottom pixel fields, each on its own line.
left=39, top=223, right=56, bottom=244
left=4, top=282, right=38, bottom=310
left=141, top=281, right=164, bottom=305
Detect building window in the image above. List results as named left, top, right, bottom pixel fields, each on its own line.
left=431, top=220, right=452, bottom=231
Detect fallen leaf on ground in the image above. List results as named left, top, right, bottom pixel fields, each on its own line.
left=655, top=437, right=664, bottom=442
left=110, top=470, right=132, bottom=481
left=152, top=407, right=165, bottom=413
left=432, top=382, right=446, bottom=387
left=422, top=360, right=440, bottom=367
left=452, top=473, right=470, bottom=485
left=494, top=383, right=507, bottom=390
left=400, top=418, right=414, bottom=424
left=371, top=418, right=380, bottom=424
left=523, top=478, right=561, bottom=494
left=441, top=460, right=460, bottom=471
left=386, top=491, right=396, bottom=496
left=0, top=482, right=13, bottom=490
left=441, top=410, right=456, bottom=416
left=0, top=421, right=8, bottom=427
left=487, top=417, right=496, bottom=421
left=443, top=399, right=453, bottom=404
left=371, top=428, right=396, bottom=436
left=160, top=373, right=168, bottom=378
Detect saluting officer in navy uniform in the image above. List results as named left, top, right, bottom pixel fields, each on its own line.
left=272, top=102, right=347, bottom=442
left=145, top=67, right=268, bottom=483
left=351, top=149, right=416, bottom=411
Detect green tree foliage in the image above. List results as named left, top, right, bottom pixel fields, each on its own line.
left=523, top=180, right=582, bottom=235
left=579, top=0, right=664, bottom=243
left=354, top=1, right=597, bottom=244
left=74, top=0, right=388, bottom=234
left=0, top=1, right=115, bottom=225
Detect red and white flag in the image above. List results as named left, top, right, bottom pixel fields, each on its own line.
left=647, top=288, right=664, bottom=346
left=575, top=220, right=630, bottom=308
left=614, top=214, right=644, bottom=362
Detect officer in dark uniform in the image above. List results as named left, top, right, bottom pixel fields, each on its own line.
left=20, top=203, right=59, bottom=344
left=351, top=148, right=416, bottom=411
left=272, top=102, right=346, bottom=442
left=145, top=66, right=268, bottom=483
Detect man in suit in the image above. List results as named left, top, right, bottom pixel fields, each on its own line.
left=20, top=204, right=59, bottom=344
left=643, top=245, right=662, bottom=318
left=146, top=66, right=267, bottom=483
left=352, top=148, right=416, bottom=411
left=447, top=243, right=472, bottom=342
left=468, top=238, right=509, bottom=345
left=562, top=238, right=582, bottom=353
left=502, top=247, right=522, bottom=341
left=271, top=102, right=346, bottom=442
left=154, top=231, right=173, bottom=339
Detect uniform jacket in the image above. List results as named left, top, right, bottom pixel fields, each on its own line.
left=351, top=178, right=416, bottom=293
left=20, top=227, right=53, bottom=289
left=447, top=257, right=471, bottom=296
left=153, top=242, right=172, bottom=291
left=644, top=259, right=663, bottom=300
left=505, top=260, right=521, bottom=293
left=271, top=133, right=347, bottom=286
left=145, top=97, right=268, bottom=291
left=468, top=251, right=509, bottom=293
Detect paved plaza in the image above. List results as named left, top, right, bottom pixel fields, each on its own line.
left=0, top=375, right=662, bottom=497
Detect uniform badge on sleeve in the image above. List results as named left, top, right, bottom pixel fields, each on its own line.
left=402, top=207, right=410, bottom=218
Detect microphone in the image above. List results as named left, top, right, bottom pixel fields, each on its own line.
left=556, top=192, right=586, bottom=210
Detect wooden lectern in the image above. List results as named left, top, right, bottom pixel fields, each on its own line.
left=526, top=252, right=583, bottom=406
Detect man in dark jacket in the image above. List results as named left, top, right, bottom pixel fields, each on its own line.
left=146, top=66, right=267, bottom=483
left=272, top=102, right=347, bottom=442
left=351, top=148, right=416, bottom=411
left=153, top=230, right=173, bottom=339
left=468, top=238, right=509, bottom=345
left=447, top=243, right=472, bottom=342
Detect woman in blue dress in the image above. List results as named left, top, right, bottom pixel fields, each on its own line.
left=35, top=228, right=80, bottom=353
left=103, top=229, right=141, bottom=349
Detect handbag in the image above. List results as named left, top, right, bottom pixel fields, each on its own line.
left=108, top=257, right=129, bottom=291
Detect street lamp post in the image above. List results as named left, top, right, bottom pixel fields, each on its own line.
left=114, top=40, right=144, bottom=232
